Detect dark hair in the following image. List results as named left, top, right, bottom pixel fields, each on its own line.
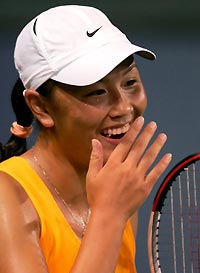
left=0, top=78, right=54, bottom=162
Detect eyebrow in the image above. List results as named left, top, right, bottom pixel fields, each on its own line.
left=98, top=61, right=137, bottom=84
left=121, top=63, right=137, bottom=79
left=128, top=62, right=137, bottom=71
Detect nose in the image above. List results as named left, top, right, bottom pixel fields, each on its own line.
left=109, top=91, right=134, bottom=119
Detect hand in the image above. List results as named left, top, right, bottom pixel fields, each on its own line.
left=86, top=116, right=172, bottom=222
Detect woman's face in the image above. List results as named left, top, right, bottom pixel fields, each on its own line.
left=48, top=56, right=147, bottom=169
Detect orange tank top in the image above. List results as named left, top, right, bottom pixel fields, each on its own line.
left=0, top=156, right=137, bottom=273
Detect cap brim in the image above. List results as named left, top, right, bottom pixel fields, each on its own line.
left=51, top=41, right=155, bottom=86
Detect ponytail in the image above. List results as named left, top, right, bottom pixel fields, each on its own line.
left=0, top=78, right=34, bottom=162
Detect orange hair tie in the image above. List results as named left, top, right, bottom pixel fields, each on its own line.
left=10, top=121, right=33, bottom=138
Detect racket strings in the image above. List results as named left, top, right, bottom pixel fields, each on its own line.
left=192, top=165, right=200, bottom=271
left=177, top=176, right=186, bottom=273
left=186, top=166, right=195, bottom=273
left=151, top=161, right=200, bottom=273
left=170, top=187, right=178, bottom=273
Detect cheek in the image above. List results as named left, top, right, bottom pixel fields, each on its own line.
left=66, top=104, right=106, bottom=133
left=53, top=94, right=104, bottom=129
left=139, top=91, right=147, bottom=113
left=130, top=89, right=147, bottom=115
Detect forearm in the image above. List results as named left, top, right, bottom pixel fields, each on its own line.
left=70, top=210, right=126, bottom=273
left=130, top=211, right=138, bottom=239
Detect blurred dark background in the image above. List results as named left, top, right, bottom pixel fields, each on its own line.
left=1, top=1, right=200, bottom=272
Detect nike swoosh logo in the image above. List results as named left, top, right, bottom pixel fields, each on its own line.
left=86, top=26, right=102, bottom=37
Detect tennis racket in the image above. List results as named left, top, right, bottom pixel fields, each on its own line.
left=148, top=153, right=200, bottom=273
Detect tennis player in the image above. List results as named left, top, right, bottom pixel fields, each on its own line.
left=0, top=5, right=172, bottom=273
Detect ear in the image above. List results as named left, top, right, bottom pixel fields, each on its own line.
left=24, top=90, right=54, bottom=127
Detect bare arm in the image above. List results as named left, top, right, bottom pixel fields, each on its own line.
left=71, top=117, right=172, bottom=273
left=0, top=172, right=48, bottom=273
left=0, top=117, right=171, bottom=273
left=130, top=211, right=138, bottom=239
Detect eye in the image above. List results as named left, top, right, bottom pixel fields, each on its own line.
left=126, top=79, right=137, bottom=87
left=85, top=89, right=106, bottom=97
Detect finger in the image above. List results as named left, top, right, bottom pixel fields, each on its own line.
left=145, top=153, right=172, bottom=187
left=87, top=139, right=103, bottom=180
left=109, top=116, right=144, bottom=163
left=124, top=121, right=158, bottom=164
left=138, top=132, right=168, bottom=172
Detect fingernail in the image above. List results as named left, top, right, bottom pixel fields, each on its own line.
left=135, top=116, right=144, bottom=125
left=149, top=121, right=157, bottom=129
left=92, top=139, right=99, bottom=149
left=166, top=153, right=172, bottom=161
left=159, top=133, right=167, bottom=141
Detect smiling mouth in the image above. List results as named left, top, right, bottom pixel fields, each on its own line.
left=101, top=123, right=130, bottom=139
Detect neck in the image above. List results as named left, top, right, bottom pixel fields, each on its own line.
left=23, top=145, right=91, bottom=238
left=28, top=145, right=88, bottom=206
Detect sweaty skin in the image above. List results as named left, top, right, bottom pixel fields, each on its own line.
left=0, top=56, right=172, bottom=273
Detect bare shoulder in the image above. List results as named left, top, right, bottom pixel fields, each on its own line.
left=0, top=170, right=40, bottom=237
left=0, top=171, right=49, bottom=272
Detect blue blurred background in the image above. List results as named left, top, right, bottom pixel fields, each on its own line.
left=1, top=1, right=200, bottom=272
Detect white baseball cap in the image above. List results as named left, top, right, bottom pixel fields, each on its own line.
left=14, top=5, right=156, bottom=90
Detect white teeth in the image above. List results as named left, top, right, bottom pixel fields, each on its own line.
left=103, top=123, right=130, bottom=136
left=107, top=129, right=112, bottom=136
